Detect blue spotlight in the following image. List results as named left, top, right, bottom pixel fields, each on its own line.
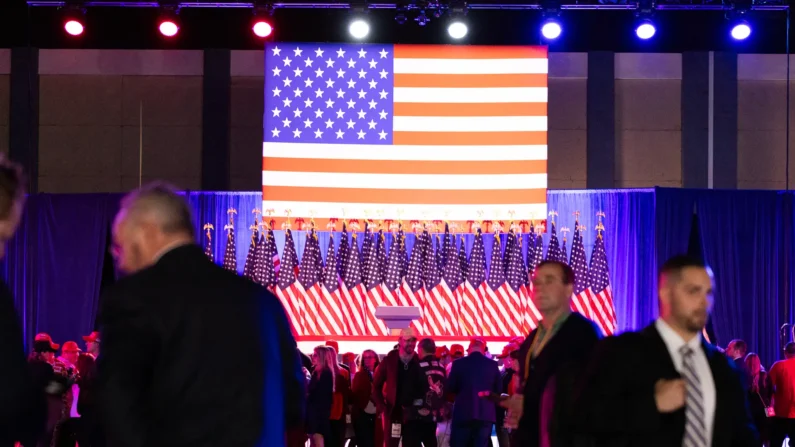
left=635, top=19, right=656, bottom=39
left=541, top=18, right=562, bottom=40
left=730, top=20, right=751, bottom=40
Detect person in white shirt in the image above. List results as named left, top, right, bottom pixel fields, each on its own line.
left=576, top=254, right=758, bottom=447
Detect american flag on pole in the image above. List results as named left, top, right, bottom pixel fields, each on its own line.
left=559, top=232, right=569, bottom=264
left=534, top=227, right=544, bottom=269
left=458, top=235, right=468, bottom=280
left=526, top=224, right=537, bottom=274
left=400, top=230, right=425, bottom=335
left=261, top=43, right=548, bottom=225
left=441, top=224, right=463, bottom=336
left=363, top=229, right=388, bottom=335
left=298, top=229, right=323, bottom=335
left=546, top=221, right=561, bottom=262
left=342, top=232, right=366, bottom=336
left=422, top=230, right=446, bottom=336
left=570, top=222, right=594, bottom=319
left=587, top=224, right=617, bottom=335
left=243, top=225, right=259, bottom=281
left=262, top=228, right=278, bottom=291
left=276, top=229, right=303, bottom=336
left=321, top=235, right=346, bottom=336
left=338, top=223, right=351, bottom=279
left=485, top=233, right=521, bottom=336
left=223, top=223, right=237, bottom=273
left=377, top=230, right=398, bottom=307
left=267, top=225, right=281, bottom=279
left=460, top=230, right=484, bottom=336
left=383, top=230, right=405, bottom=310
left=203, top=225, right=214, bottom=262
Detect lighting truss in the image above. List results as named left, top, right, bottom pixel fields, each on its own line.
left=23, top=0, right=792, bottom=10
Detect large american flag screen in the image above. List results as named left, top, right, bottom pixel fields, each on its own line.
left=262, top=43, right=548, bottom=223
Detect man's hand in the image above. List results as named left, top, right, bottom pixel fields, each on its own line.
left=654, top=379, right=685, bottom=413
left=499, top=394, right=524, bottom=429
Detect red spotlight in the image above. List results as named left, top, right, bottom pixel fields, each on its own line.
left=159, top=20, right=179, bottom=37
left=64, top=19, right=84, bottom=36
left=252, top=20, right=273, bottom=38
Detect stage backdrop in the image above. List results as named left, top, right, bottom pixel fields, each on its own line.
left=2, top=188, right=792, bottom=365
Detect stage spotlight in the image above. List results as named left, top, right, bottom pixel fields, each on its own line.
left=635, top=19, right=656, bottom=39
left=64, top=19, right=84, bottom=36
left=62, top=6, right=86, bottom=36
left=541, top=19, right=562, bottom=40
left=158, top=9, right=180, bottom=37
left=349, top=19, right=370, bottom=39
left=447, top=20, right=468, bottom=39
left=252, top=20, right=273, bottom=38
left=730, top=20, right=751, bottom=40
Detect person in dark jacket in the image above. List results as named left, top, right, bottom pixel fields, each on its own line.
left=97, top=183, right=304, bottom=447
left=0, top=157, right=46, bottom=447
left=446, top=337, right=501, bottom=447
left=372, top=328, right=419, bottom=447
left=500, top=260, right=601, bottom=447
left=403, top=338, right=446, bottom=447
left=307, top=346, right=337, bottom=447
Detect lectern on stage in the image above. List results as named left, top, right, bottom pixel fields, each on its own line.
left=375, top=306, right=421, bottom=335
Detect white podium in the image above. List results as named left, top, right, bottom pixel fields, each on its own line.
left=375, top=306, right=421, bottom=335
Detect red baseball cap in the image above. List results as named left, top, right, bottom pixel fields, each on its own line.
left=468, top=337, right=487, bottom=350
left=34, top=333, right=59, bottom=351
left=496, top=343, right=519, bottom=359
left=325, top=340, right=339, bottom=354
left=342, top=352, right=356, bottom=363
left=450, top=344, right=465, bottom=357
left=82, top=331, right=100, bottom=343
left=61, top=341, right=81, bottom=353
left=436, top=346, right=451, bottom=358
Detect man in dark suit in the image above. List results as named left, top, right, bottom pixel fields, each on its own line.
left=0, top=157, right=46, bottom=447
left=96, top=183, right=305, bottom=447
left=446, top=337, right=501, bottom=447
left=498, top=260, right=601, bottom=447
left=726, top=339, right=748, bottom=369
left=576, top=255, right=757, bottom=447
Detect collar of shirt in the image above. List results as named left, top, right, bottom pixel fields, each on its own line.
left=655, top=318, right=702, bottom=369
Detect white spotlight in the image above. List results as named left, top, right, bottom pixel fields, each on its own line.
left=349, top=19, right=370, bottom=39
left=447, top=21, right=468, bottom=39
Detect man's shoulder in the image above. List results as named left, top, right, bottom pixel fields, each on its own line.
left=567, top=312, right=603, bottom=339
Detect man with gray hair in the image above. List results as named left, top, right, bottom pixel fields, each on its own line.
left=97, top=183, right=305, bottom=447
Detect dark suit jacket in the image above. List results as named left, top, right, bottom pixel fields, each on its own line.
left=96, top=244, right=305, bottom=447
left=0, top=280, right=45, bottom=447
left=575, top=323, right=758, bottom=447
left=513, top=312, right=601, bottom=447
left=372, top=349, right=418, bottom=417
left=446, top=351, right=501, bottom=423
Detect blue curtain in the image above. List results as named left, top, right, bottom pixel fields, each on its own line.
left=0, top=194, right=119, bottom=350
left=655, top=188, right=791, bottom=365
left=4, top=187, right=791, bottom=364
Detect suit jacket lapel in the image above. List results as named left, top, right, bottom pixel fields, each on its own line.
left=641, top=324, right=679, bottom=378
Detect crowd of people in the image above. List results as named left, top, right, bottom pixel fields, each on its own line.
left=0, top=157, right=793, bottom=447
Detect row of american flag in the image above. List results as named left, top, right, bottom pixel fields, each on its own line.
left=206, top=216, right=617, bottom=338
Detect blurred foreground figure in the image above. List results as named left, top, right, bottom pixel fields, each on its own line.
left=575, top=255, right=757, bottom=447
left=97, top=183, right=304, bottom=447
left=0, top=157, right=47, bottom=447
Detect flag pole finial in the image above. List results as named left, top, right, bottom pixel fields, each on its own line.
left=573, top=210, right=580, bottom=221
left=203, top=223, right=214, bottom=241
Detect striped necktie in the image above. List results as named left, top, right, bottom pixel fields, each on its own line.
left=680, top=345, right=707, bottom=447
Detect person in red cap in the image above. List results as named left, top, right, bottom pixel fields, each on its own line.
left=58, top=341, right=81, bottom=369
left=82, top=331, right=100, bottom=358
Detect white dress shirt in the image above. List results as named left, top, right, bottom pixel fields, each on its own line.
left=655, top=319, right=716, bottom=446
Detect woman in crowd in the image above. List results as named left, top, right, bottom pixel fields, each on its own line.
left=328, top=348, right=350, bottom=447
left=351, top=349, right=381, bottom=447
left=307, top=346, right=337, bottom=447
left=744, top=352, right=771, bottom=446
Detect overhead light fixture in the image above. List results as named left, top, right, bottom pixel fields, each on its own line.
left=61, top=3, right=86, bottom=36
left=157, top=7, right=180, bottom=37
left=446, top=1, right=468, bottom=40
left=348, top=2, right=370, bottom=40
left=726, top=0, right=752, bottom=41
left=634, top=0, right=656, bottom=39
left=251, top=4, right=274, bottom=38
left=540, top=0, right=562, bottom=40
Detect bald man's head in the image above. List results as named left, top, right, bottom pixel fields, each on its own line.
left=112, top=183, right=195, bottom=274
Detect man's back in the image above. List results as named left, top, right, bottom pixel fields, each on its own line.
left=98, top=244, right=301, bottom=447
left=769, top=357, right=795, bottom=418
left=446, top=352, right=500, bottom=423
